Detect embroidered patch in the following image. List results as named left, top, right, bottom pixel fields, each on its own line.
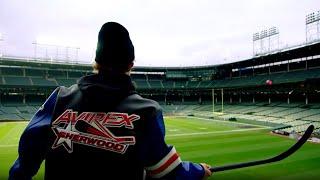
left=51, top=109, right=140, bottom=154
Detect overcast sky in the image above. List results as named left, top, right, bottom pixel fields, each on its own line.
left=0, top=0, right=319, bottom=67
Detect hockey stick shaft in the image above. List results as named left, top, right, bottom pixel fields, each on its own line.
left=210, top=125, right=314, bottom=172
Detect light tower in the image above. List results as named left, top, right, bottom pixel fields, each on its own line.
left=268, top=27, right=280, bottom=52
left=252, top=32, right=260, bottom=55
left=306, top=10, right=320, bottom=43
left=253, top=27, right=279, bottom=56
left=33, top=40, right=80, bottom=63
left=0, top=33, right=3, bottom=57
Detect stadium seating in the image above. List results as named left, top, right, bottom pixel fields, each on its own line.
left=157, top=102, right=320, bottom=134
left=0, top=67, right=319, bottom=90
left=1, top=55, right=320, bottom=138
left=56, top=78, right=77, bottom=87
left=0, top=106, right=19, bottom=114
left=174, top=81, right=187, bottom=89
left=149, top=80, right=163, bottom=88
left=0, top=114, right=23, bottom=121
left=302, top=113, right=320, bottom=121
left=198, top=81, right=213, bottom=88
left=68, top=71, right=85, bottom=78
left=25, top=69, right=46, bottom=77
left=31, top=77, right=58, bottom=86
left=4, top=76, right=32, bottom=86
left=187, top=81, right=200, bottom=88
left=133, top=80, right=150, bottom=89
left=162, top=81, right=175, bottom=89
left=47, top=70, right=67, bottom=78
left=0, top=103, right=40, bottom=121
left=1, top=67, right=23, bottom=76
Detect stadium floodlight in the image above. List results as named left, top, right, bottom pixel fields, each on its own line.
left=260, top=29, right=268, bottom=39
left=306, top=10, right=320, bottom=43
left=210, top=125, right=314, bottom=172
left=252, top=32, right=261, bottom=55
left=268, top=27, right=279, bottom=36
left=252, top=33, right=260, bottom=41
left=33, top=36, right=80, bottom=63
left=306, top=12, right=315, bottom=25
left=0, top=33, right=3, bottom=58
left=252, top=26, right=280, bottom=55
left=306, top=11, right=320, bottom=25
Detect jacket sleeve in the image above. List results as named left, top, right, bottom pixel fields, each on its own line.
left=9, top=88, right=59, bottom=180
left=142, top=110, right=204, bottom=180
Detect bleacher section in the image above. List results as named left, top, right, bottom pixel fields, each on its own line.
left=162, top=80, right=175, bottom=89
left=68, top=71, right=85, bottom=78
left=160, top=103, right=320, bottom=135
left=5, top=100, right=318, bottom=129
left=4, top=76, right=31, bottom=86
left=31, top=77, right=57, bottom=86
left=148, top=80, right=163, bottom=89
left=187, top=81, right=200, bottom=88
left=133, top=80, right=150, bottom=89
left=1, top=51, right=320, bottom=138
left=56, top=78, right=77, bottom=87
left=175, top=81, right=187, bottom=88
left=1, top=67, right=23, bottom=76
left=0, top=67, right=90, bottom=88
left=212, top=68, right=320, bottom=89
left=0, top=66, right=319, bottom=89
left=0, top=105, right=39, bottom=121
left=25, top=69, right=46, bottom=77
left=48, top=70, right=67, bottom=78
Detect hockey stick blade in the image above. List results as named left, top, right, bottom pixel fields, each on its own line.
left=210, top=125, right=314, bottom=172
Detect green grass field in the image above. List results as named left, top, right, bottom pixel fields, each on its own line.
left=0, top=117, right=319, bottom=179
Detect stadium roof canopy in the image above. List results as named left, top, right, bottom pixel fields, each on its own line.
left=227, top=41, right=320, bottom=70
left=0, top=41, right=320, bottom=73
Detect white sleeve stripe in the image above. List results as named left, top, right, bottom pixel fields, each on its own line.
left=150, top=157, right=182, bottom=178
left=145, top=147, right=177, bottom=171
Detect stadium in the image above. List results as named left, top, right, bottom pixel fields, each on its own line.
left=1, top=2, right=320, bottom=179
left=1, top=38, right=320, bottom=179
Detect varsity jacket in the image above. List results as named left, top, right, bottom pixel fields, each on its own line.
left=9, top=72, right=205, bottom=180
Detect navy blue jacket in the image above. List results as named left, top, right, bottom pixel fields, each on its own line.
left=9, top=72, right=204, bottom=180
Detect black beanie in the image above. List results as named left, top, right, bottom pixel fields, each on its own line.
left=95, top=22, right=135, bottom=71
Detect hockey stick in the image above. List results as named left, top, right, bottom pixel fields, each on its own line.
left=210, top=125, right=314, bottom=172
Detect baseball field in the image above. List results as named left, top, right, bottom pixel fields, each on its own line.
left=0, top=116, right=319, bottom=179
